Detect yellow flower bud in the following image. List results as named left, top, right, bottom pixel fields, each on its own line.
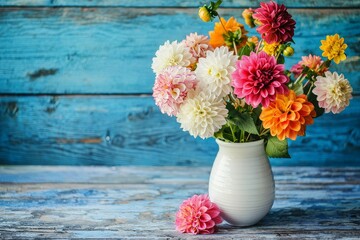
left=198, top=6, right=211, bottom=22
left=254, top=19, right=262, bottom=26
left=247, top=36, right=259, bottom=46
left=283, top=46, right=294, bottom=57
left=233, top=98, right=246, bottom=109
left=242, top=8, right=255, bottom=28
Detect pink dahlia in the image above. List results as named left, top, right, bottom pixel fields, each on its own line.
left=175, top=194, right=222, bottom=234
left=290, top=63, right=303, bottom=78
left=253, top=1, right=296, bottom=44
left=153, top=66, right=197, bottom=116
left=290, top=54, right=328, bottom=78
left=183, top=33, right=213, bottom=67
left=232, top=51, right=289, bottom=108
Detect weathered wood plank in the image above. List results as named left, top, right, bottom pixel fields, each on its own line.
left=0, top=166, right=359, bottom=238
left=0, top=8, right=359, bottom=94
left=0, top=96, right=359, bottom=166
left=0, top=0, right=358, bottom=8
left=0, top=166, right=359, bottom=184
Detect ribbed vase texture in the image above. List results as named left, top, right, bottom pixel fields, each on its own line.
left=209, top=139, right=275, bottom=226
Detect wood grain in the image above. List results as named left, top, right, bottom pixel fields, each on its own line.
left=0, top=166, right=359, bottom=239
left=0, top=2, right=359, bottom=167
left=0, top=0, right=358, bottom=8
left=0, top=8, right=358, bottom=94
left=0, top=95, right=359, bottom=166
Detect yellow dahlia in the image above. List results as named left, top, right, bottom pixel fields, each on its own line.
left=260, top=90, right=316, bottom=141
left=263, top=41, right=280, bottom=56
left=320, top=34, right=347, bottom=64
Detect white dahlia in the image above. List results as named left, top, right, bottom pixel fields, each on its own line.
left=195, top=46, right=237, bottom=99
left=176, top=91, right=228, bottom=139
left=313, top=71, right=353, bottom=114
left=152, top=40, right=193, bottom=75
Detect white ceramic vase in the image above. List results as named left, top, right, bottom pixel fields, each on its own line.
left=209, top=139, right=275, bottom=226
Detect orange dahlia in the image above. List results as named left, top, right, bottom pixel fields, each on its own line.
left=209, top=17, right=248, bottom=49
left=260, top=90, right=316, bottom=141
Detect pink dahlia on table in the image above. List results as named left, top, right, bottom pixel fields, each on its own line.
left=175, top=194, right=223, bottom=234
left=152, top=66, right=197, bottom=116
left=232, top=51, right=289, bottom=108
left=313, top=71, right=353, bottom=114
left=290, top=54, right=328, bottom=78
left=253, top=1, right=295, bottom=44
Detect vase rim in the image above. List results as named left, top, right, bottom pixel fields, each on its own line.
left=215, top=138, right=264, bottom=147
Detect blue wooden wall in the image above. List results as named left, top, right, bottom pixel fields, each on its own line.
left=0, top=0, right=359, bottom=166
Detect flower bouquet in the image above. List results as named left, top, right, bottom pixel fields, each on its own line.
left=151, top=0, right=352, bottom=158
left=151, top=0, right=353, bottom=234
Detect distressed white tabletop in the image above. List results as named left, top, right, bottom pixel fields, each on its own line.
left=0, top=166, right=359, bottom=239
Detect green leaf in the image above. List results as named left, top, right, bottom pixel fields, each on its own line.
left=226, top=102, right=259, bottom=135
left=277, top=54, right=285, bottom=64
left=226, top=99, right=237, bottom=112
left=306, top=86, right=324, bottom=118
left=290, top=81, right=304, bottom=95
left=213, top=0, right=223, bottom=10
left=238, top=45, right=251, bottom=58
left=229, top=112, right=259, bottom=135
left=250, top=106, right=262, bottom=130
left=214, top=124, right=235, bottom=142
left=266, top=136, right=290, bottom=158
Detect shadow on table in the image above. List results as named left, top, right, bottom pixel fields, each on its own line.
left=219, top=204, right=359, bottom=231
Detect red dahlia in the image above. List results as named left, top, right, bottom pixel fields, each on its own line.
left=253, top=1, right=296, bottom=44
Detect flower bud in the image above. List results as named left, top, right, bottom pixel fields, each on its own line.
left=198, top=6, right=211, bottom=22
left=247, top=36, right=259, bottom=47
left=242, top=8, right=255, bottom=28
left=233, top=98, right=246, bottom=109
left=254, top=19, right=262, bottom=26
left=283, top=46, right=294, bottom=57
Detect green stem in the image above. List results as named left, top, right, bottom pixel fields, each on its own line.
left=306, top=82, right=314, bottom=97
left=228, top=123, right=237, bottom=142
left=240, top=130, right=245, bottom=143
left=260, top=129, right=270, bottom=136
left=232, top=39, right=238, bottom=56
left=217, top=14, right=227, bottom=34
left=217, top=13, right=238, bottom=55
left=256, top=39, right=263, bottom=54
left=294, top=73, right=305, bottom=85
left=246, top=104, right=254, bottom=113
left=259, top=124, right=270, bottom=137
left=245, top=132, right=251, bottom=142
left=229, top=92, right=237, bottom=102
left=275, top=49, right=282, bottom=61
left=303, top=80, right=310, bottom=89
left=319, top=59, right=331, bottom=72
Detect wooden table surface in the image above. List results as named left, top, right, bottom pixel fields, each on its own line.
left=0, top=166, right=359, bottom=239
